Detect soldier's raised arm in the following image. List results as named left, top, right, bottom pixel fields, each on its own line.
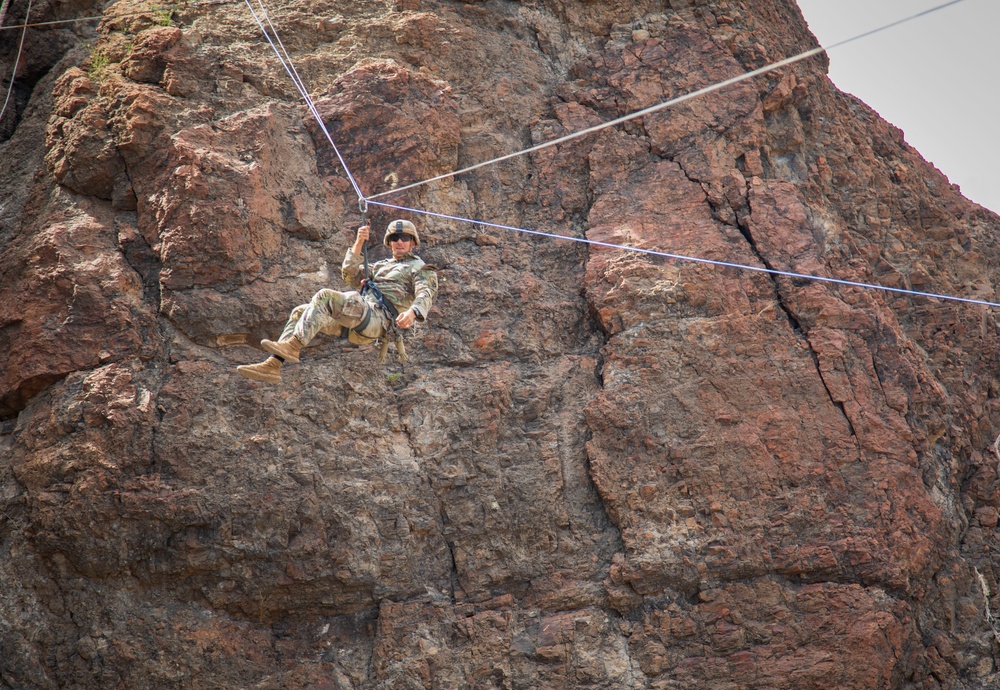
left=342, top=224, right=370, bottom=288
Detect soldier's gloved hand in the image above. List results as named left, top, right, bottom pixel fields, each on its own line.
left=396, top=308, right=417, bottom=329
left=351, top=225, right=371, bottom=255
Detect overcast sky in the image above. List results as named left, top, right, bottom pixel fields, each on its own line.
left=795, top=0, right=998, bottom=214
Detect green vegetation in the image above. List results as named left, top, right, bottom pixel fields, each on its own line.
left=87, top=49, right=110, bottom=81
left=152, top=9, right=174, bottom=27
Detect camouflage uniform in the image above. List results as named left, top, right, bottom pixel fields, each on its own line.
left=280, top=249, right=438, bottom=347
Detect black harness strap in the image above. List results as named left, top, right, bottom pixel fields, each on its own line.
left=361, top=281, right=399, bottom=321
left=360, top=220, right=400, bottom=322
left=353, top=217, right=406, bottom=361
left=339, top=301, right=374, bottom=339
left=354, top=301, right=373, bottom=333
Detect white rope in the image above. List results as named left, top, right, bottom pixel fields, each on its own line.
left=0, top=0, right=31, bottom=129
left=242, top=0, right=367, bottom=201
left=368, top=199, right=1000, bottom=310
left=366, top=46, right=816, bottom=201
left=367, top=0, right=971, bottom=202
left=246, top=0, right=992, bottom=311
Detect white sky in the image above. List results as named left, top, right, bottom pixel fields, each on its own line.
left=795, top=0, right=998, bottom=214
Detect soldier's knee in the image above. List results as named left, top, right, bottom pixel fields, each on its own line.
left=310, top=289, right=346, bottom=317
left=310, top=289, right=335, bottom=302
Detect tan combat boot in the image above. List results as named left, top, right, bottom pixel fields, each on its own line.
left=237, top=356, right=282, bottom=383
left=260, top=336, right=302, bottom=363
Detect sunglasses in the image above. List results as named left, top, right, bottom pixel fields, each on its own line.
left=387, top=233, right=412, bottom=243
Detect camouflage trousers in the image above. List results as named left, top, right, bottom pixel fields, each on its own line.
left=281, top=289, right=389, bottom=346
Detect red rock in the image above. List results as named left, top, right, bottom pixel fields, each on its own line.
left=0, top=0, right=998, bottom=688
left=120, top=26, right=184, bottom=85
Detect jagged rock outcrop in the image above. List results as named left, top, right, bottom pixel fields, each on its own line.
left=2, top=0, right=999, bottom=688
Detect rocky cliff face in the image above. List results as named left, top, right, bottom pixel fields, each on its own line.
left=2, top=0, right=999, bottom=688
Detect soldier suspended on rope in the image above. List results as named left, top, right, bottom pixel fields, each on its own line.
left=237, top=219, right=438, bottom=384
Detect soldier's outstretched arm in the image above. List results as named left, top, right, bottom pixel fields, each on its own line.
left=410, top=266, right=438, bottom=322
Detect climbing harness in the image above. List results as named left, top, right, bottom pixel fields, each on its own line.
left=360, top=267, right=407, bottom=364
left=355, top=200, right=408, bottom=362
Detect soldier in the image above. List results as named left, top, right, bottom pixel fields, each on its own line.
left=237, top=219, right=437, bottom=383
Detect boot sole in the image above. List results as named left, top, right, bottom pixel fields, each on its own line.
left=261, top=339, right=300, bottom=363
left=237, top=365, right=281, bottom=383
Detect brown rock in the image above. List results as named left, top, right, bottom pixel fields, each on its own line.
left=121, top=26, right=183, bottom=85
left=762, top=73, right=798, bottom=114
left=475, top=234, right=501, bottom=246
left=1, top=0, right=999, bottom=688
left=310, top=60, right=461, bottom=197
left=45, top=68, right=125, bottom=199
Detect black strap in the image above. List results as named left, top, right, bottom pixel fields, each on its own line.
left=361, top=281, right=399, bottom=321
left=353, top=302, right=373, bottom=334
left=337, top=302, right=376, bottom=340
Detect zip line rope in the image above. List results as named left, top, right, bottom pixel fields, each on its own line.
left=367, top=0, right=971, bottom=201
left=251, top=0, right=366, bottom=199
left=364, top=45, right=817, bottom=202
left=0, top=0, right=31, bottom=128
left=239, top=0, right=991, bottom=311
left=9, top=0, right=986, bottom=311
left=241, top=0, right=366, bottom=201
left=368, top=199, right=1000, bottom=310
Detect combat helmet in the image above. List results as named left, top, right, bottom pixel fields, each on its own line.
left=383, top=219, right=420, bottom=247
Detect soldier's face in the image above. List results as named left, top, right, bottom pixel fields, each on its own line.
left=389, top=236, right=414, bottom=258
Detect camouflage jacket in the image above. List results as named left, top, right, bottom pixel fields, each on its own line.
left=342, top=249, right=438, bottom=320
